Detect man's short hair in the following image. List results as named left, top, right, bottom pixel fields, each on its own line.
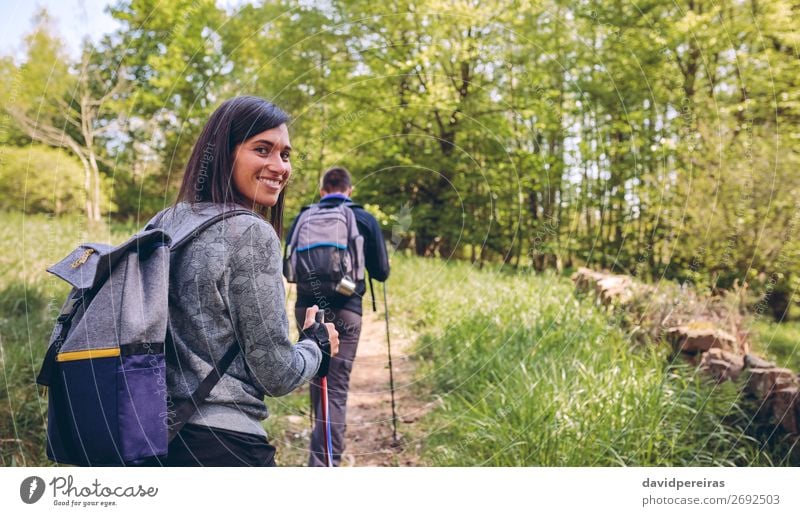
left=321, top=167, right=352, bottom=193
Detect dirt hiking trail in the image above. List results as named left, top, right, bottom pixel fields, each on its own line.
left=340, top=308, right=433, bottom=466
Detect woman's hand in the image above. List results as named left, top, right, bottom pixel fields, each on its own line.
left=303, top=305, right=340, bottom=357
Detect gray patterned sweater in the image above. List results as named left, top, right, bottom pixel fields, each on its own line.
left=152, top=202, right=321, bottom=437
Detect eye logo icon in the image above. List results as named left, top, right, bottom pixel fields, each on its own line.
left=20, top=476, right=45, bottom=504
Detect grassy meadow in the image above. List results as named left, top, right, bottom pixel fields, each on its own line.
left=387, top=258, right=798, bottom=466
left=1, top=213, right=797, bottom=466
left=750, top=319, right=800, bottom=373
left=0, top=213, right=125, bottom=465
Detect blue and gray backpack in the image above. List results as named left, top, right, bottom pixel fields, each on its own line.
left=35, top=205, right=258, bottom=466
left=284, top=201, right=365, bottom=300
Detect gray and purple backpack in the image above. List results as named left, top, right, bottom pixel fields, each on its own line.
left=284, top=201, right=365, bottom=300
left=35, top=205, right=258, bottom=466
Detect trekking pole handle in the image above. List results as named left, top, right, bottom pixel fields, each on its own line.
left=304, top=309, right=331, bottom=378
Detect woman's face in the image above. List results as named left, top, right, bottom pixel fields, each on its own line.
left=232, top=124, right=292, bottom=208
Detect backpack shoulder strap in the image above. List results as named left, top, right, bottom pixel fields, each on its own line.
left=287, top=204, right=317, bottom=250
left=167, top=339, right=242, bottom=442
left=170, top=209, right=260, bottom=252
left=146, top=203, right=262, bottom=252
left=340, top=201, right=361, bottom=238
left=342, top=202, right=365, bottom=231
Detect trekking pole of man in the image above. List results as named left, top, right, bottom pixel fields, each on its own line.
left=383, top=282, right=399, bottom=445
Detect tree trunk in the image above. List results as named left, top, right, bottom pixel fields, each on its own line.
left=79, top=156, right=93, bottom=222
left=89, top=152, right=102, bottom=222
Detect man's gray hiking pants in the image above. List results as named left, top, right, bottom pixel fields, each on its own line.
left=294, top=307, right=362, bottom=467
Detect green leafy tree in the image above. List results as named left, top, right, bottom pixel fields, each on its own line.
left=1, top=9, right=127, bottom=222
left=0, top=145, right=110, bottom=215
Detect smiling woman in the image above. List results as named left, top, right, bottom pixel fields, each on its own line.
left=176, top=95, right=293, bottom=236
left=143, top=96, right=340, bottom=466
left=231, top=124, right=293, bottom=211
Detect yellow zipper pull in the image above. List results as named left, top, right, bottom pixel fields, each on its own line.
left=70, top=248, right=95, bottom=268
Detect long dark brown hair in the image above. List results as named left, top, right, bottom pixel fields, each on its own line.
left=176, top=96, right=290, bottom=237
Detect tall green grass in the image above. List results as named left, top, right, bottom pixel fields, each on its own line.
left=0, top=213, right=119, bottom=465
left=750, top=318, right=800, bottom=372
left=3, top=214, right=796, bottom=466
left=388, top=257, right=792, bottom=466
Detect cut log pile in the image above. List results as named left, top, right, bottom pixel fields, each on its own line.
left=571, top=267, right=800, bottom=436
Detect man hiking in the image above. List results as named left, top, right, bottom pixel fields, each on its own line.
left=284, top=166, right=390, bottom=467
